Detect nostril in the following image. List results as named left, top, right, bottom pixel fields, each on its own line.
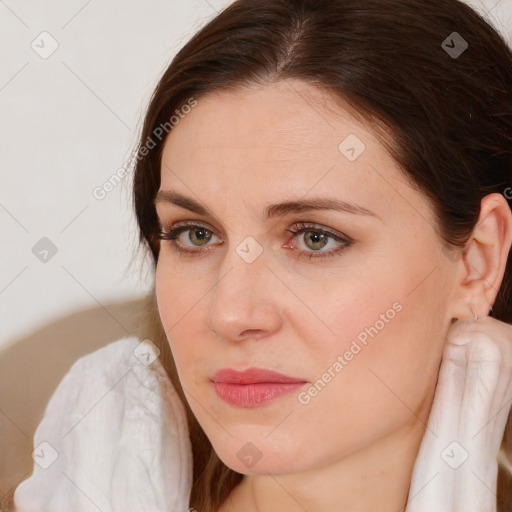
left=237, top=329, right=266, bottom=341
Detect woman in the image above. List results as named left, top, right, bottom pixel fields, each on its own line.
left=13, top=0, right=512, bottom=511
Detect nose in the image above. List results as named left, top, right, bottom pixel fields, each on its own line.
left=207, top=246, right=282, bottom=343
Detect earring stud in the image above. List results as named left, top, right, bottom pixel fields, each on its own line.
left=471, top=305, right=493, bottom=321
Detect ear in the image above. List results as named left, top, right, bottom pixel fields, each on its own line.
left=449, top=193, right=512, bottom=320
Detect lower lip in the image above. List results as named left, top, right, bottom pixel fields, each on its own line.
left=213, top=382, right=306, bottom=407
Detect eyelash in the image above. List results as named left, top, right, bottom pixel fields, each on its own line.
left=156, top=221, right=353, bottom=260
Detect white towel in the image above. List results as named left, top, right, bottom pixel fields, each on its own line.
left=13, top=337, right=193, bottom=512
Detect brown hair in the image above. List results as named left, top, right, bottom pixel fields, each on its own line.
left=131, top=1, right=512, bottom=510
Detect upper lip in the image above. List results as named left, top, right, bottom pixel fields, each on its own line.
left=212, top=367, right=308, bottom=384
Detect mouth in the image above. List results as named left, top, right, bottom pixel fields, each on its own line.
left=211, top=367, right=308, bottom=408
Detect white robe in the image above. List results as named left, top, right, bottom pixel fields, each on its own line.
left=13, top=337, right=193, bottom=512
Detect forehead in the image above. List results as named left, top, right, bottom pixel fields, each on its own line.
left=158, top=79, right=432, bottom=227
left=162, top=81, right=383, bottom=180
left=162, top=80, right=372, bottom=161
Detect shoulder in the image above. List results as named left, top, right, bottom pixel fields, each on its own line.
left=13, top=336, right=193, bottom=512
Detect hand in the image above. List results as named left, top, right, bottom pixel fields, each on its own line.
left=406, top=315, right=512, bottom=512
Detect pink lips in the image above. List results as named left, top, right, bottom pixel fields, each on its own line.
left=212, top=368, right=308, bottom=407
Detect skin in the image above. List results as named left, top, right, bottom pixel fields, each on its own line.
left=153, top=79, right=511, bottom=512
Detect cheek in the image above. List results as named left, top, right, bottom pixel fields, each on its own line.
left=155, top=262, right=187, bottom=348
left=313, top=264, right=448, bottom=430
left=155, top=260, right=213, bottom=383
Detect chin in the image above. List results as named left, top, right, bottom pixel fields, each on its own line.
left=219, top=453, right=296, bottom=476
left=209, top=435, right=311, bottom=476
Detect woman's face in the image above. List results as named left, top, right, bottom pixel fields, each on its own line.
left=154, top=79, right=457, bottom=475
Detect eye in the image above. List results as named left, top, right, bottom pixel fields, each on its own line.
left=156, top=220, right=221, bottom=256
left=285, top=222, right=353, bottom=260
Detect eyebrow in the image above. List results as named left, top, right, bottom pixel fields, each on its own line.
left=154, top=189, right=380, bottom=220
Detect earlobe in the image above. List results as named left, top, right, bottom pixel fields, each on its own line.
left=447, top=193, right=512, bottom=321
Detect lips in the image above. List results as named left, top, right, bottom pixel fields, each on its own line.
left=211, top=367, right=308, bottom=407
left=212, top=367, right=307, bottom=384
